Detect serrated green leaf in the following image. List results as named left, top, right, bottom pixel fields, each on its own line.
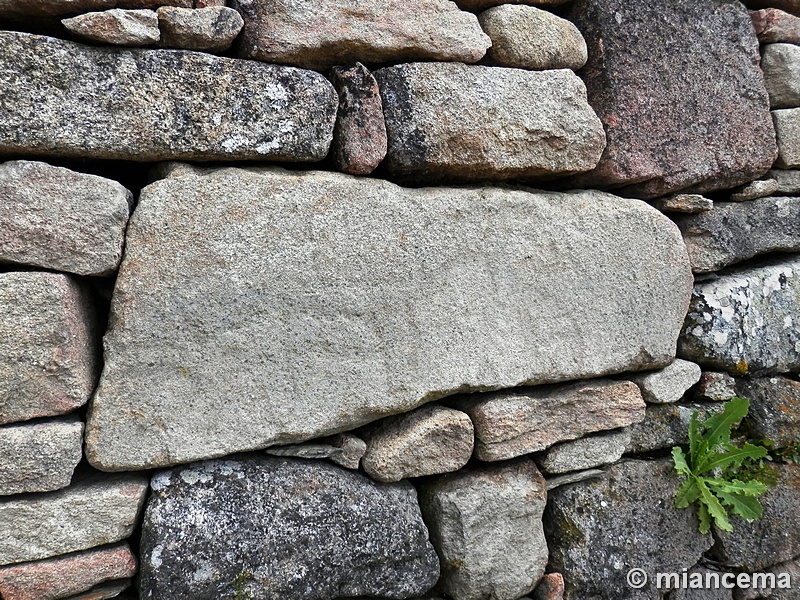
left=675, top=478, right=701, bottom=509
left=713, top=490, right=763, bottom=521
left=704, top=478, right=769, bottom=497
left=696, top=478, right=732, bottom=532
left=672, top=446, right=691, bottom=477
left=697, top=501, right=711, bottom=535
left=689, top=411, right=703, bottom=468
left=697, top=442, right=769, bottom=474
left=701, top=397, right=749, bottom=451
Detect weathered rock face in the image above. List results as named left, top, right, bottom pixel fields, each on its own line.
left=157, top=6, right=244, bottom=52
left=455, top=0, right=568, bottom=10
left=0, top=160, right=131, bottom=276
left=679, top=257, right=800, bottom=375
left=694, top=371, right=737, bottom=403
left=62, top=9, right=160, bottom=46
left=567, top=0, right=777, bottom=198
left=230, top=0, right=491, bottom=70
left=0, top=0, right=190, bottom=18
left=420, top=459, right=548, bottom=600
left=745, top=0, right=800, bottom=17
left=0, top=272, right=98, bottom=426
left=459, top=379, right=645, bottom=462
left=651, top=194, right=713, bottom=214
left=737, top=376, right=800, bottom=447
left=537, top=429, right=630, bottom=474
left=0, top=543, right=137, bottom=600
left=774, top=108, right=800, bottom=168
left=627, top=359, right=702, bottom=404
left=85, top=168, right=692, bottom=471
left=0, top=474, right=148, bottom=565
left=625, top=402, right=723, bottom=454
left=545, top=459, right=713, bottom=599
left=0, top=32, right=336, bottom=162
left=752, top=8, right=800, bottom=44
left=139, top=456, right=439, bottom=600
left=375, top=63, right=606, bottom=183
left=729, top=178, right=779, bottom=202
left=769, top=168, right=800, bottom=194
left=478, top=5, right=587, bottom=71
left=762, top=44, right=800, bottom=109
left=667, top=567, right=734, bottom=600
left=0, top=418, right=83, bottom=495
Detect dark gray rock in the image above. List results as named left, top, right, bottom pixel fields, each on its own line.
left=0, top=31, right=336, bottom=162
left=737, top=376, right=800, bottom=447
left=666, top=567, right=734, bottom=600
left=625, top=402, right=724, bottom=454
left=734, top=556, right=800, bottom=600
left=693, top=371, right=737, bottom=403
left=567, top=0, right=777, bottom=198
left=545, top=459, right=713, bottom=599
left=139, top=456, right=439, bottom=599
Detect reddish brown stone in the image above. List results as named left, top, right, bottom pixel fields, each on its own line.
left=0, top=543, right=136, bottom=600
left=532, top=573, right=565, bottom=600
left=567, top=0, right=777, bottom=199
left=751, top=8, right=800, bottom=44
left=744, top=0, right=800, bottom=17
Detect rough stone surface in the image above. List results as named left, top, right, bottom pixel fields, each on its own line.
left=694, top=371, right=737, bottom=402
left=545, top=459, right=713, bottom=599
left=0, top=272, right=98, bottom=426
left=327, top=433, right=367, bottom=469
left=459, top=379, right=646, bottom=462
left=0, top=418, right=83, bottom=496
left=769, top=168, right=800, bottom=194
left=763, top=44, right=800, bottom=109
left=420, top=459, right=548, bottom=600
left=730, top=179, right=779, bottom=202
left=745, top=0, right=800, bottom=17
left=157, top=6, right=243, bottom=52
left=774, top=108, right=800, bottom=168
left=362, top=404, right=473, bottom=483
left=456, top=0, right=568, bottom=10
left=329, top=63, right=387, bottom=176
left=531, top=573, right=565, bottom=600
left=231, top=0, right=491, bottom=70
left=140, top=456, right=439, bottom=599
left=537, top=430, right=630, bottom=474
left=651, top=194, right=713, bottom=214
left=667, top=567, right=735, bottom=600
left=375, top=63, right=605, bottom=183
left=0, top=543, right=137, bottom=600
left=0, top=32, right=336, bottom=162
left=0, top=160, right=131, bottom=276
left=264, top=433, right=366, bottom=470
left=734, top=556, right=800, bottom=600
left=62, top=9, right=160, bottom=46
left=0, top=0, right=190, bottom=18
left=567, top=0, right=777, bottom=199
left=85, top=167, right=691, bottom=471
left=0, top=474, right=148, bottom=566
left=626, top=402, right=724, bottom=454
left=752, top=8, right=800, bottom=44
left=627, top=359, right=703, bottom=404
left=736, top=376, right=800, bottom=447
left=478, top=5, right=587, bottom=70
left=712, top=463, right=800, bottom=571
left=679, top=257, right=800, bottom=375
left=545, top=469, right=604, bottom=491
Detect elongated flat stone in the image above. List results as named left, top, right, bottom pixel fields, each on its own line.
left=0, top=32, right=336, bottom=162
left=537, top=429, right=630, bottom=474
left=62, top=9, right=161, bottom=46
left=0, top=0, right=190, bottom=18
left=85, top=167, right=692, bottom=471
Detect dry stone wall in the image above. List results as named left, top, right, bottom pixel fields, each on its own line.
left=0, top=1, right=799, bottom=599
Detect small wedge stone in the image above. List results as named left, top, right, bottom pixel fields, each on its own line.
left=537, top=430, right=630, bottom=474
left=62, top=9, right=160, bottom=46
left=157, top=6, right=243, bottom=52
left=626, top=359, right=702, bottom=404
left=651, top=194, right=713, bottom=214
left=729, top=178, right=779, bottom=201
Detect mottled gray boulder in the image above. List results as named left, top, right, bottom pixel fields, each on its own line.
left=0, top=160, right=131, bottom=276
left=762, top=44, right=800, bottom=109
left=157, top=6, right=243, bottom=52
left=375, top=63, right=605, bottom=183
left=667, top=567, right=734, bottom=600
left=651, top=194, right=713, bottom=214
left=768, top=168, right=800, bottom=194
left=0, top=272, right=98, bottom=426
left=0, top=418, right=83, bottom=496
left=545, top=459, right=713, bottom=599
left=459, top=379, right=645, bottom=462
left=0, top=0, right=190, bottom=18
left=752, top=8, right=800, bottom=44
left=679, top=257, right=800, bottom=375
left=140, top=456, right=439, bottom=599
left=231, top=0, right=490, bottom=70
left=62, top=9, right=160, bottom=46
left=711, top=463, right=800, bottom=571
left=774, top=108, right=800, bottom=168
left=362, top=405, right=473, bottom=482
left=0, top=543, right=136, bottom=600
left=85, top=167, right=691, bottom=471
left=420, top=459, right=548, bottom=600
left=568, top=0, right=777, bottom=198
left=478, top=5, right=587, bottom=70
left=625, top=402, right=724, bottom=454
left=729, top=178, right=779, bottom=202
left=0, top=474, right=148, bottom=565
left=734, top=556, right=800, bottom=600
left=537, top=429, right=629, bottom=474
left=693, top=371, right=737, bottom=403
left=736, top=376, right=800, bottom=447
left=0, top=32, right=336, bottom=162
left=627, top=359, right=702, bottom=404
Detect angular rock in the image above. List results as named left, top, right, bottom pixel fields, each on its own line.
left=0, top=32, right=336, bottom=162
left=85, top=168, right=692, bottom=471
left=751, top=8, right=800, bottom=44
left=545, top=459, right=714, bottom=599
left=0, top=418, right=83, bottom=496
left=420, top=459, right=548, bottom=600
left=567, top=0, right=777, bottom=198
left=157, top=6, right=243, bottom=52
left=362, top=404, right=473, bottom=483
left=230, top=0, right=491, bottom=70
left=734, top=556, right=800, bottom=600
left=264, top=433, right=366, bottom=470
left=0, top=272, right=98, bottom=426
left=140, top=456, right=439, bottom=599
left=763, top=44, right=800, bottom=109
left=651, top=194, right=714, bottom=214
left=745, top=0, right=800, bottom=18
left=0, top=474, right=148, bottom=565
left=478, top=5, right=587, bottom=70
left=459, top=379, right=645, bottom=462
left=679, top=257, right=800, bottom=375
left=327, top=433, right=367, bottom=469
left=0, top=160, right=131, bottom=276
left=375, top=63, right=606, bottom=183
left=625, top=402, right=724, bottom=454
left=455, top=0, right=568, bottom=10
left=62, top=9, right=160, bottom=46
left=545, top=469, right=604, bottom=491
left=329, top=63, right=388, bottom=176
left=667, top=567, right=734, bottom=600
left=768, top=168, right=800, bottom=194
left=531, top=573, right=565, bottom=600
left=712, top=463, right=800, bottom=571
left=0, top=0, right=190, bottom=18
left=537, top=429, right=629, bottom=474
left=774, top=108, right=800, bottom=168
left=627, top=359, right=703, bottom=404
left=736, top=376, right=800, bottom=447
left=675, top=197, right=800, bottom=273
left=693, top=371, right=737, bottom=403
left=729, top=179, right=779, bottom=202
left=0, top=543, right=137, bottom=600
left=195, top=0, right=226, bottom=6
